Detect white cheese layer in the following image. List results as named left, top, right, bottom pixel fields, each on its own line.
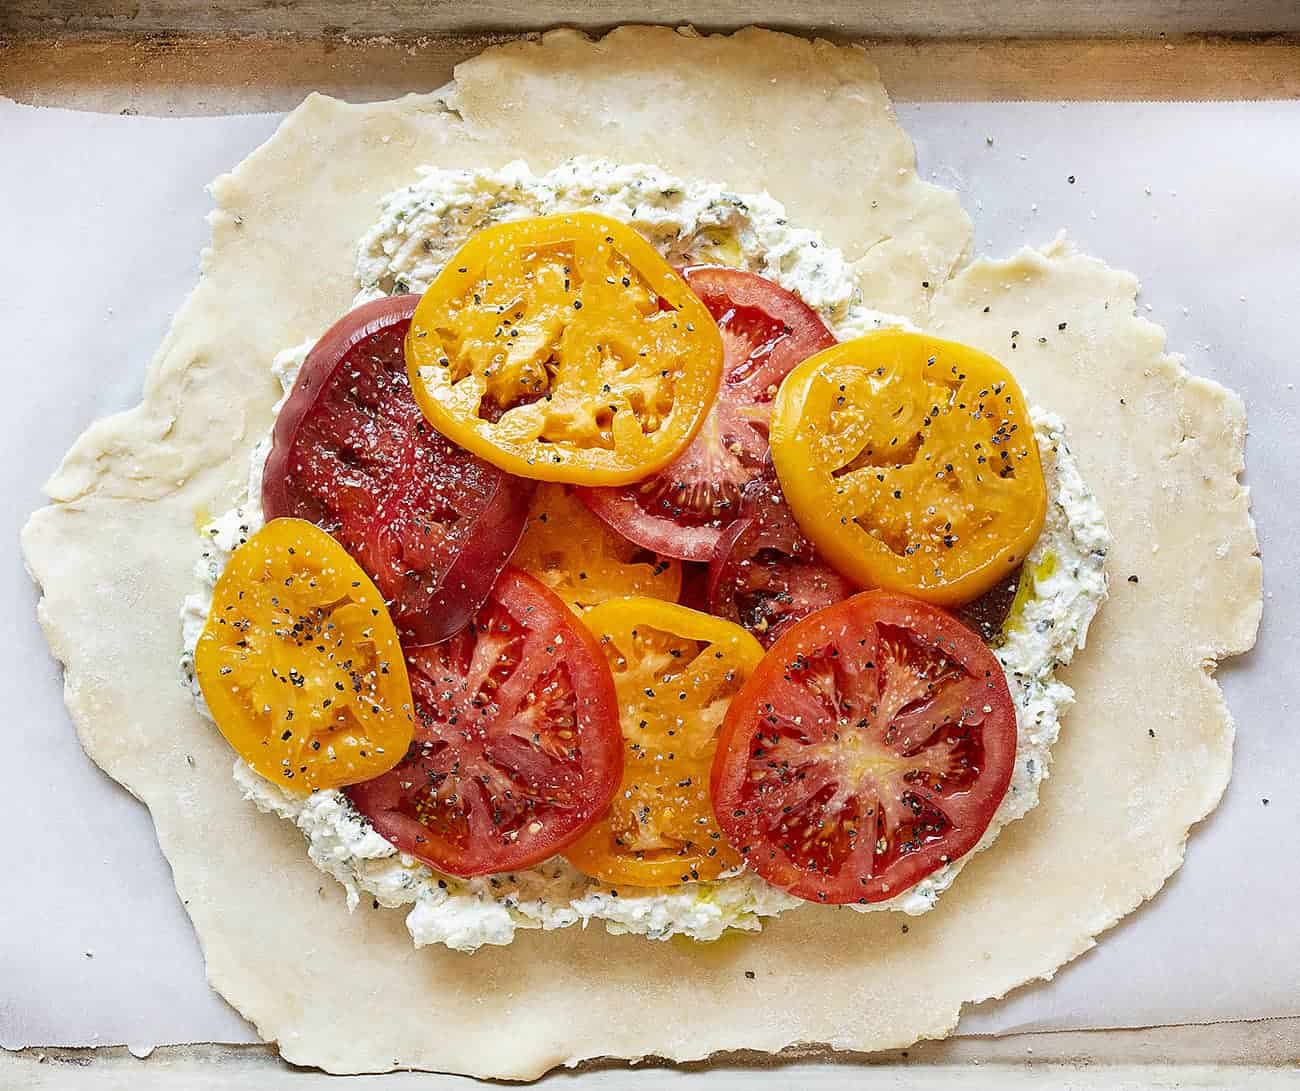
left=354, top=158, right=898, bottom=341
left=181, top=159, right=1110, bottom=953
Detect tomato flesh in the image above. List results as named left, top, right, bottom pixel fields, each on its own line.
left=564, top=598, right=764, bottom=887
left=262, top=295, right=533, bottom=647
left=712, top=590, right=1017, bottom=904
left=769, top=331, right=1047, bottom=606
left=405, top=213, right=723, bottom=486
left=511, top=484, right=682, bottom=611
left=956, top=566, right=1023, bottom=642
left=578, top=266, right=836, bottom=560
left=346, top=569, right=622, bottom=877
left=676, top=560, right=712, bottom=613
left=707, top=467, right=858, bottom=647
left=194, top=519, right=415, bottom=792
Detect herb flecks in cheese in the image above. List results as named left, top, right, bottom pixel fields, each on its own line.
left=355, top=159, right=896, bottom=341
left=181, top=160, right=1110, bottom=953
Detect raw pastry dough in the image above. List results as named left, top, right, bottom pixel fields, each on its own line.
left=22, top=27, right=1260, bottom=1079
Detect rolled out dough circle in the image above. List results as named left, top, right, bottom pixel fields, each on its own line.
left=22, top=26, right=1260, bottom=1079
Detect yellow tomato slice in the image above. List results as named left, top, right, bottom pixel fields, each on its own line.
left=512, top=484, right=683, bottom=611
left=194, top=518, right=414, bottom=792
left=770, top=331, right=1047, bottom=606
left=564, top=598, right=764, bottom=887
left=405, top=212, right=724, bottom=486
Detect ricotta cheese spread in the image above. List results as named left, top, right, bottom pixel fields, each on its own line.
left=181, top=158, right=1110, bottom=953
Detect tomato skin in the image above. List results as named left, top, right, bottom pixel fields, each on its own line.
left=578, top=266, right=836, bottom=560
left=955, top=565, right=1023, bottom=642
left=262, top=294, right=533, bottom=647
left=563, top=597, right=764, bottom=887
left=346, top=568, right=622, bottom=878
left=769, top=331, right=1047, bottom=607
left=706, top=468, right=858, bottom=647
left=405, top=213, right=724, bottom=486
left=676, top=560, right=713, bottom=613
left=711, top=590, right=1017, bottom=905
left=195, top=518, right=415, bottom=793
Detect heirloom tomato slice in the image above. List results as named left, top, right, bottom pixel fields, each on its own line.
left=405, top=213, right=723, bottom=486
left=955, top=565, right=1023, bottom=642
left=511, top=484, right=682, bottom=612
left=712, top=590, right=1017, bottom=904
left=769, top=331, right=1047, bottom=606
left=579, top=266, right=836, bottom=559
left=194, top=518, right=415, bottom=792
left=346, top=569, right=623, bottom=877
left=262, top=294, right=533, bottom=647
left=564, top=599, right=764, bottom=887
left=676, top=560, right=712, bottom=613
left=707, top=467, right=858, bottom=647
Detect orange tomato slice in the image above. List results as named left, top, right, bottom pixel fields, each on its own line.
left=194, top=518, right=414, bottom=792
left=511, top=484, right=683, bottom=612
left=405, top=212, right=723, bottom=486
left=769, top=331, right=1047, bottom=606
left=564, top=598, right=764, bottom=887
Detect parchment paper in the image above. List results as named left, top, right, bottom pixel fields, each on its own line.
left=1, top=95, right=1294, bottom=1053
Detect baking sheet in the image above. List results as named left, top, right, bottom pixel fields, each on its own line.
left=1, top=92, right=1295, bottom=1054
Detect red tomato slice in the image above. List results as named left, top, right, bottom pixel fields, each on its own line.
left=346, top=568, right=623, bottom=877
left=677, top=560, right=713, bottom=613
left=955, top=566, right=1023, bottom=642
left=577, top=267, right=835, bottom=561
left=707, top=467, right=858, bottom=647
left=712, top=590, right=1017, bottom=904
left=262, top=295, right=533, bottom=647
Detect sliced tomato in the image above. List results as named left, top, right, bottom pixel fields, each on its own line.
left=346, top=568, right=622, bottom=877
left=564, top=598, right=764, bottom=887
left=511, top=484, right=682, bottom=612
left=194, top=519, right=414, bottom=792
left=769, top=331, right=1047, bottom=606
left=676, top=560, right=713, bottom=613
left=955, top=565, right=1023, bottom=642
left=712, top=590, right=1017, bottom=904
left=578, top=267, right=836, bottom=560
left=262, top=295, right=533, bottom=647
left=405, top=213, right=723, bottom=486
left=707, top=467, right=858, bottom=647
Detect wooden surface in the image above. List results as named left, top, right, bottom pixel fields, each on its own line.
left=3, top=0, right=1300, bottom=38
left=3, top=33, right=1300, bottom=116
